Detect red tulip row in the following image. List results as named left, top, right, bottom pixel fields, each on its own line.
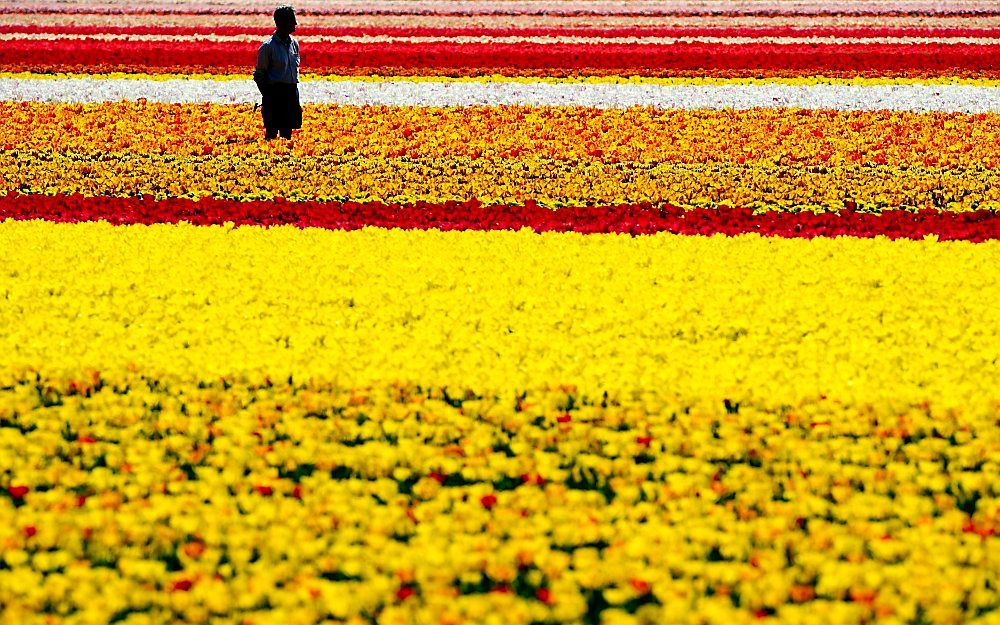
left=3, top=194, right=998, bottom=241
left=7, top=24, right=1000, bottom=38
left=3, top=41, right=1000, bottom=77
left=5, top=2, right=1000, bottom=16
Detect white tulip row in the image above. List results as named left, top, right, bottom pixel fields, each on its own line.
left=3, top=76, right=999, bottom=113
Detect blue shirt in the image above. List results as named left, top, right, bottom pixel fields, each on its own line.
left=254, top=33, right=299, bottom=85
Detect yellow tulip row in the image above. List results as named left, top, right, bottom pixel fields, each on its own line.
left=4, top=152, right=999, bottom=211
left=1, top=221, right=998, bottom=403
left=6, top=103, right=999, bottom=169
left=1, top=376, right=998, bottom=625
left=1, top=221, right=998, bottom=624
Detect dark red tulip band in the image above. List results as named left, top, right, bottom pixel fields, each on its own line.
left=2, top=194, right=998, bottom=241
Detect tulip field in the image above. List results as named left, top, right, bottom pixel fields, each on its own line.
left=1, top=1, right=1000, bottom=624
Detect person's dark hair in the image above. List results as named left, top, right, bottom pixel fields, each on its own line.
left=274, top=5, right=295, bottom=25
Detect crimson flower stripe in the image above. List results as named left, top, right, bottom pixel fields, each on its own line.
left=17, top=33, right=1000, bottom=46
left=4, top=41, right=1000, bottom=77
left=6, top=14, right=1000, bottom=29
left=4, top=0, right=1000, bottom=16
left=7, top=25, right=1000, bottom=38
left=2, top=194, right=998, bottom=241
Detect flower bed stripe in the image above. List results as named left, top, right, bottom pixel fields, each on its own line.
left=5, top=0, right=1000, bottom=15
left=6, top=71, right=999, bottom=86
left=7, top=103, right=999, bottom=171
left=1, top=375, right=998, bottom=624
left=4, top=40, right=999, bottom=78
left=1, top=220, right=998, bottom=400
left=10, top=65, right=995, bottom=81
left=5, top=153, right=998, bottom=212
left=2, top=194, right=998, bottom=241
left=9, top=24, right=1000, bottom=38
left=6, top=99, right=1000, bottom=210
left=10, top=32, right=1000, bottom=46
left=7, top=13, right=1000, bottom=29
left=5, top=76, right=1000, bottom=112
left=10, top=100, right=1000, bottom=213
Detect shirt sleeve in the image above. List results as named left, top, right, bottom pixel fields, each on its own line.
left=292, top=40, right=300, bottom=80
left=253, top=43, right=269, bottom=82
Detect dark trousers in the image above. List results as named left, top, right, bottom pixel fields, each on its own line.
left=261, top=82, right=302, bottom=139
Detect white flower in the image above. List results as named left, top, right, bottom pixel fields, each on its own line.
left=3, top=76, right=999, bottom=113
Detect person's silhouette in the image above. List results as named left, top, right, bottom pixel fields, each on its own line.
left=254, top=6, right=301, bottom=140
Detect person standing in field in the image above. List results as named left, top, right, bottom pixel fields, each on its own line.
left=254, top=5, right=302, bottom=140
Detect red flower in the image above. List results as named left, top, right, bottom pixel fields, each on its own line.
left=170, top=579, right=193, bottom=592
left=789, top=585, right=815, bottom=602
left=77, top=436, right=97, bottom=444
left=292, top=485, right=303, bottom=499
left=963, top=521, right=996, bottom=539
left=631, top=579, right=651, bottom=594
left=23, top=525, right=37, bottom=538
left=480, top=494, right=498, bottom=510
left=535, top=588, right=552, bottom=604
left=491, top=584, right=512, bottom=594
left=7, top=485, right=29, bottom=499
left=849, top=589, right=877, bottom=604
left=254, top=485, right=274, bottom=496
left=636, top=435, right=653, bottom=446
left=396, top=585, right=416, bottom=601
left=1, top=195, right=996, bottom=242
left=429, top=471, right=446, bottom=484
left=556, top=414, right=572, bottom=423
left=182, top=541, right=206, bottom=559
left=5, top=39, right=997, bottom=76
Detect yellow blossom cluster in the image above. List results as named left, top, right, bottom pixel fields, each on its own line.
left=5, top=153, right=999, bottom=212
left=1, top=221, right=998, bottom=406
left=1, top=376, right=998, bottom=625
left=3, top=104, right=999, bottom=210
left=0, top=175, right=998, bottom=625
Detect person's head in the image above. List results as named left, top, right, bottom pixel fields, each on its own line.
left=274, top=5, right=296, bottom=36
